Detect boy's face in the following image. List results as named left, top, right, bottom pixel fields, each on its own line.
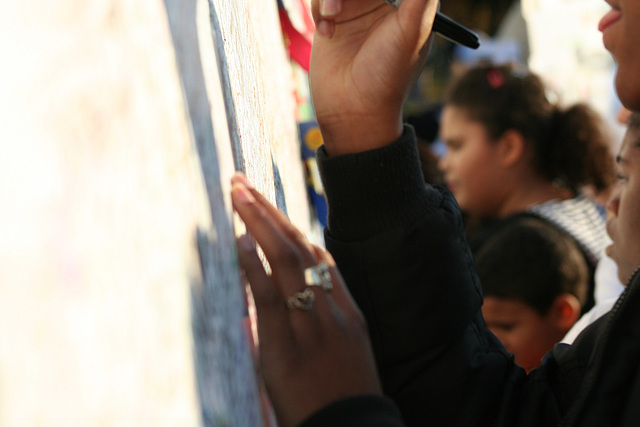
left=606, top=131, right=640, bottom=284
left=482, top=297, right=567, bottom=373
left=600, top=0, right=640, bottom=110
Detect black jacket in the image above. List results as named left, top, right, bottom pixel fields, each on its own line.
left=301, top=126, right=640, bottom=427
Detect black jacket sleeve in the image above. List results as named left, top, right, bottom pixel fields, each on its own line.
left=316, top=126, right=525, bottom=426
left=299, top=395, right=405, bottom=427
left=306, top=125, right=640, bottom=426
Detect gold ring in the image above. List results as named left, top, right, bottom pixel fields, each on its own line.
left=286, top=287, right=315, bottom=311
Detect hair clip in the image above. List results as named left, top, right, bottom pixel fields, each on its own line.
left=487, top=68, right=506, bottom=89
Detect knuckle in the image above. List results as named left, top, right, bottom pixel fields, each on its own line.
left=271, top=244, right=304, bottom=270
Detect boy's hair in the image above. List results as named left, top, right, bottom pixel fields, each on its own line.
left=474, top=216, right=589, bottom=315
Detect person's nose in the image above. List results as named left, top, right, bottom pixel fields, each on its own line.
left=438, top=154, right=449, bottom=172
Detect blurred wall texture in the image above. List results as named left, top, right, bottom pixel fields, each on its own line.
left=0, top=0, right=311, bottom=425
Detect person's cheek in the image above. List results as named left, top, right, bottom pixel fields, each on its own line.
left=496, top=332, right=513, bottom=354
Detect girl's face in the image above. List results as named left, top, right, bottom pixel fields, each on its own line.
left=439, top=106, right=507, bottom=217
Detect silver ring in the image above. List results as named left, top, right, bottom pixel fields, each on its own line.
left=304, top=262, right=333, bottom=292
left=286, top=287, right=315, bottom=311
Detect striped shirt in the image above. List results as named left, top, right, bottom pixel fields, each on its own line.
left=527, top=195, right=608, bottom=267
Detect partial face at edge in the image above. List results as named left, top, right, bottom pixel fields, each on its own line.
left=606, top=129, right=640, bottom=284
left=600, top=0, right=640, bottom=110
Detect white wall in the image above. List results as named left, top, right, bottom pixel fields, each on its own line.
left=0, top=0, right=311, bottom=425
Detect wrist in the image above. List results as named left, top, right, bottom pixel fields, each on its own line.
left=317, top=112, right=403, bottom=157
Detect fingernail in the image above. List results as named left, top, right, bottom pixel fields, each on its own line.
left=231, top=172, right=254, bottom=189
left=232, top=183, right=255, bottom=204
left=320, top=0, right=339, bottom=17
left=317, top=20, right=334, bottom=39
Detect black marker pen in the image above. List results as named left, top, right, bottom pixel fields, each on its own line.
left=382, top=0, right=480, bottom=49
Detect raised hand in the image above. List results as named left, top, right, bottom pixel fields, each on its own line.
left=309, top=0, right=439, bottom=155
left=231, top=173, right=382, bottom=427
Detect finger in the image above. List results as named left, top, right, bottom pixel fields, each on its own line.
left=313, top=0, right=394, bottom=38
left=311, top=245, right=363, bottom=318
left=316, top=18, right=336, bottom=39
left=398, top=0, right=438, bottom=25
left=237, top=235, right=295, bottom=350
left=232, top=182, right=306, bottom=293
left=232, top=176, right=361, bottom=320
left=232, top=173, right=317, bottom=268
left=311, top=0, right=343, bottom=22
left=232, top=181, right=318, bottom=305
left=389, top=0, right=437, bottom=50
left=310, top=0, right=334, bottom=38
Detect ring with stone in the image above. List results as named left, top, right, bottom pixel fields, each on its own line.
left=304, top=262, right=333, bottom=292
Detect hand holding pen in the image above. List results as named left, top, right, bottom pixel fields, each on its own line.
left=310, top=0, right=456, bottom=156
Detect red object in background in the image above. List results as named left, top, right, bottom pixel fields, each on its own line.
left=278, top=0, right=313, bottom=72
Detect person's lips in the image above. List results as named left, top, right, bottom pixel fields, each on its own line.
left=599, top=9, right=622, bottom=32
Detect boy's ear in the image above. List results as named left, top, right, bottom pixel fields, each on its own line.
left=497, top=129, right=526, bottom=167
left=550, top=293, right=582, bottom=331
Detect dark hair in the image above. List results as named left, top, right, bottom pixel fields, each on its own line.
left=444, top=63, right=616, bottom=195
left=474, top=216, right=589, bottom=315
